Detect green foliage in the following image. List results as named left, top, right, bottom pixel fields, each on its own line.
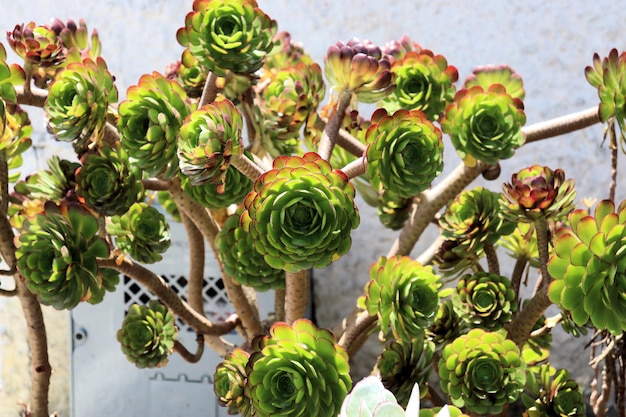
left=116, top=300, right=178, bottom=368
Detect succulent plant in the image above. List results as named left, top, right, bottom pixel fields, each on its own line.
left=214, top=348, right=252, bottom=416
left=178, top=98, right=243, bottom=190
left=440, top=187, right=516, bottom=254
left=365, top=109, right=444, bottom=199
left=438, top=328, right=526, bottom=415
left=257, top=61, right=325, bottom=155
left=454, top=272, right=518, bottom=330
left=548, top=199, right=626, bottom=334
left=324, top=38, right=394, bottom=103
left=440, top=84, right=526, bottom=166
left=0, top=44, right=27, bottom=103
left=180, top=163, right=253, bottom=209
left=76, top=145, right=143, bottom=216
left=376, top=189, right=413, bottom=230
left=241, top=152, right=359, bottom=272
left=16, top=205, right=110, bottom=310
left=585, top=48, right=626, bottom=148
left=434, top=238, right=485, bottom=278
left=45, top=57, right=117, bottom=150
left=50, top=18, right=101, bottom=63
left=246, top=318, right=351, bottom=417
left=498, top=222, right=540, bottom=266
left=380, top=50, right=458, bottom=120
left=522, top=365, right=586, bottom=417
left=107, top=202, right=171, bottom=264
left=263, top=31, right=316, bottom=73
left=364, top=256, right=442, bottom=340
left=0, top=100, right=32, bottom=182
left=375, top=336, right=435, bottom=407
left=382, top=35, right=423, bottom=64
left=116, top=300, right=178, bottom=369
left=177, top=0, right=277, bottom=77
left=427, top=299, right=464, bottom=345
left=463, top=64, right=525, bottom=100
left=156, top=190, right=182, bottom=223
left=14, top=156, right=78, bottom=203
left=118, top=71, right=191, bottom=179
left=166, top=48, right=208, bottom=99
left=215, top=211, right=285, bottom=291
left=501, top=165, right=576, bottom=222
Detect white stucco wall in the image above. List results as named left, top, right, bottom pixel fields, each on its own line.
left=1, top=1, right=625, bottom=415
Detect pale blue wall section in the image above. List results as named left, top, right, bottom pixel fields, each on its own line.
left=0, top=1, right=625, bottom=412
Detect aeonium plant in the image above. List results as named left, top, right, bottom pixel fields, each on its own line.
left=1, top=1, right=624, bottom=417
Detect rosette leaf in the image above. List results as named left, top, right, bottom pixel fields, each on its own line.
left=16, top=205, right=110, bottom=310
left=177, top=0, right=277, bottom=77
left=178, top=98, right=243, bottom=189
left=107, top=202, right=171, bottom=264
left=166, top=48, right=208, bottom=98
left=118, top=72, right=191, bottom=179
left=51, top=18, right=102, bottom=63
left=180, top=163, right=253, bottom=209
left=548, top=199, right=626, bottom=334
left=498, top=222, right=540, bottom=266
left=434, top=238, right=484, bottom=278
left=214, top=348, right=252, bottom=416
left=501, top=165, right=576, bottom=222
left=382, top=36, right=423, bottom=64
left=380, top=50, right=458, bottom=120
left=440, top=84, right=526, bottom=166
left=427, top=299, right=464, bottom=345
left=215, top=212, right=285, bottom=291
left=324, top=38, right=394, bottom=103
left=585, top=49, right=626, bottom=149
left=438, top=328, right=526, bottom=414
left=375, top=336, right=435, bottom=407
left=338, top=376, right=411, bottom=417
left=454, top=272, right=517, bottom=330
left=0, top=44, right=27, bottom=103
left=246, top=318, right=351, bottom=417
left=463, top=64, right=525, bottom=100
left=366, top=108, right=444, bottom=198
left=523, top=365, right=586, bottom=417
left=364, top=256, right=442, bottom=340
left=241, top=152, right=359, bottom=272
left=7, top=22, right=65, bottom=72
left=16, top=155, right=79, bottom=203
left=0, top=101, right=32, bottom=182
left=45, top=57, right=117, bottom=151
left=376, top=189, right=413, bottom=230
left=257, top=61, right=325, bottom=155
left=76, top=145, right=143, bottom=216
left=440, top=187, right=516, bottom=254
left=116, top=300, right=177, bottom=369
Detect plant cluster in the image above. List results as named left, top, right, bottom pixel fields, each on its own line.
left=1, top=2, right=626, bottom=417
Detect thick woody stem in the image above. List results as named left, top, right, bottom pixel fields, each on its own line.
left=609, top=120, right=618, bottom=201
left=484, top=242, right=500, bottom=275
left=181, top=212, right=206, bottom=317
left=274, top=288, right=286, bottom=323
left=142, top=178, right=172, bottom=191
left=14, top=85, right=47, bottom=107
left=198, top=72, right=219, bottom=107
left=318, top=90, right=353, bottom=161
left=523, top=106, right=601, bottom=144
left=173, top=334, right=205, bottom=363
left=340, top=156, right=366, bottom=180
left=510, top=256, right=529, bottom=303
left=338, top=310, right=377, bottom=353
left=231, top=153, right=266, bottom=182
left=99, top=257, right=237, bottom=336
left=314, top=115, right=366, bottom=158
left=534, top=217, right=552, bottom=290
left=506, top=285, right=551, bottom=346
left=285, top=269, right=309, bottom=324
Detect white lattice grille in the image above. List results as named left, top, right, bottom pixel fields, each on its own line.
left=122, top=274, right=233, bottom=332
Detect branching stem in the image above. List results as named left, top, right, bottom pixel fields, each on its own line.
left=285, top=269, right=309, bottom=324
left=318, top=90, right=353, bottom=161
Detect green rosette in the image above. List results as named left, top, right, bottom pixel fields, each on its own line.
left=16, top=205, right=110, bottom=310
left=441, top=84, right=526, bottom=166
left=76, top=145, right=142, bottom=216
left=214, top=348, right=253, bottom=416
left=118, top=72, right=191, bottom=179
left=365, top=108, right=444, bottom=198
left=45, top=57, right=117, bottom=149
left=523, top=365, right=586, bottom=417
left=107, top=202, right=171, bottom=264
left=455, top=272, right=518, bottom=330
left=364, top=256, right=442, bottom=341
left=177, top=0, right=277, bottom=77
left=216, top=212, right=284, bottom=291
left=246, top=319, right=351, bottom=417
left=116, top=300, right=177, bottom=369
left=241, top=152, right=359, bottom=272
left=438, top=328, right=526, bottom=415
left=180, top=163, right=253, bottom=210
left=548, top=199, right=626, bottom=334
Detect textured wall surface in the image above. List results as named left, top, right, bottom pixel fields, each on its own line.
left=0, top=0, right=625, bottom=415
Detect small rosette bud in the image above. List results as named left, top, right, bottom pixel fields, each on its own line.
left=214, top=348, right=253, bottom=416
left=116, top=300, right=177, bottom=368
left=365, top=108, right=444, bottom=198
left=118, top=72, right=191, bottom=179
left=441, top=84, right=526, bottom=166
left=364, top=256, right=442, bottom=340
left=438, top=329, right=526, bottom=415
left=463, top=64, right=525, bottom=100
left=241, top=152, right=359, bottom=272
left=107, top=202, right=171, bottom=264
left=177, top=0, right=277, bottom=77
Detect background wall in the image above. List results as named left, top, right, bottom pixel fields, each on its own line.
left=1, top=1, right=625, bottom=415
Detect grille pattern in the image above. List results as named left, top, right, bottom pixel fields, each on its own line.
left=123, top=274, right=232, bottom=332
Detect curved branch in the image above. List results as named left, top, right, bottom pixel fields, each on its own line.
left=340, top=156, right=366, bottom=180
left=231, top=153, right=266, bottom=182
left=199, top=72, right=219, bottom=107
left=523, top=106, right=601, bottom=144
left=318, top=90, right=353, bottom=161
left=173, top=334, right=205, bottom=363
left=98, top=257, right=237, bottom=336
left=338, top=310, right=377, bottom=354
left=142, top=178, right=172, bottom=191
